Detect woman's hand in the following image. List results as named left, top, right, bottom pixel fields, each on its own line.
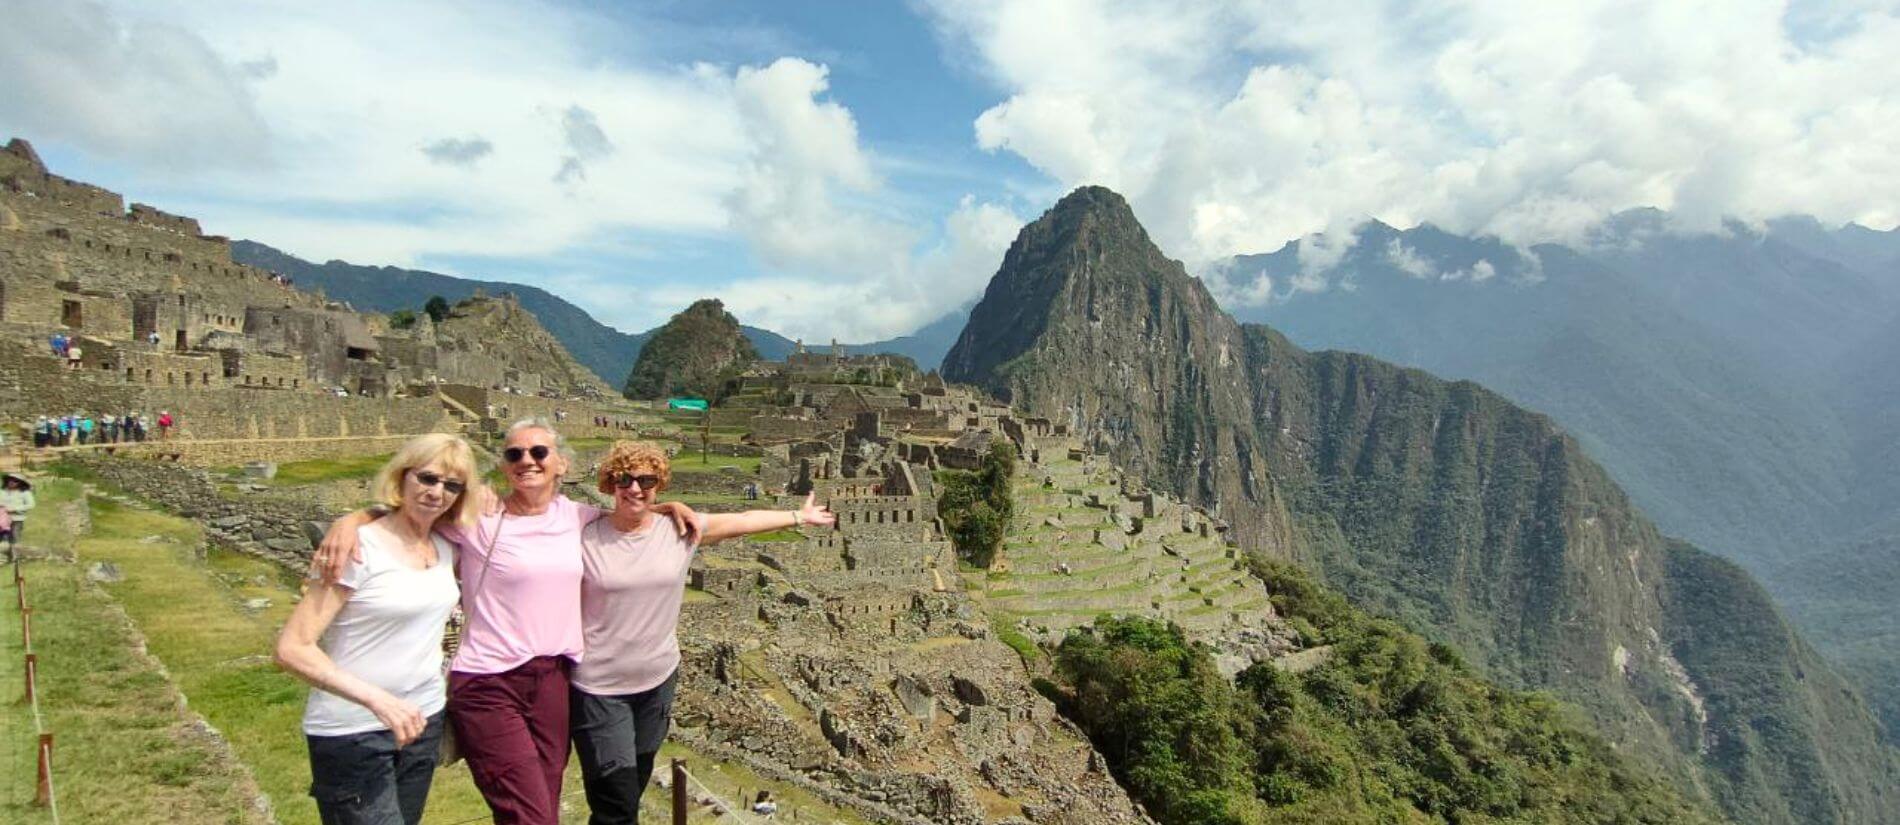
left=651, top=500, right=701, bottom=541
left=797, top=492, right=837, bottom=529
left=367, top=692, right=428, bottom=747
left=311, top=509, right=376, bottom=582
left=474, top=485, right=501, bottom=517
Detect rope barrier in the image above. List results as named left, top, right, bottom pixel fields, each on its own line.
left=680, top=764, right=769, bottom=824
left=14, top=560, right=60, bottom=823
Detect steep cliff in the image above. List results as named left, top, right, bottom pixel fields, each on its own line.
left=622, top=298, right=759, bottom=401
left=943, top=186, right=1900, bottom=824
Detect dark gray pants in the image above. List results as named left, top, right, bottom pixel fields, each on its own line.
left=570, top=670, right=678, bottom=825
left=306, top=711, right=445, bottom=825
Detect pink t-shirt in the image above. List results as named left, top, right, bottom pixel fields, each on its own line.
left=571, top=514, right=702, bottom=695
left=440, top=496, right=601, bottom=675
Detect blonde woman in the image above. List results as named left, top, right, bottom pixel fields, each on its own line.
left=571, top=440, right=834, bottom=823
left=275, top=433, right=479, bottom=825
left=313, top=420, right=698, bottom=825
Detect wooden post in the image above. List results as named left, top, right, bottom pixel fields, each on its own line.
left=34, top=733, right=53, bottom=807
left=671, top=758, right=688, bottom=825
left=20, top=606, right=29, bottom=650
left=23, top=653, right=37, bottom=704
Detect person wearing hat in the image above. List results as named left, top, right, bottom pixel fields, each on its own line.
left=0, top=474, right=34, bottom=558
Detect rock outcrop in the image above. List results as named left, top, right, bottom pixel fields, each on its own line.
left=623, top=298, right=759, bottom=401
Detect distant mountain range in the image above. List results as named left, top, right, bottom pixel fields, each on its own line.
left=1213, top=211, right=1900, bottom=738
left=230, top=241, right=956, bottom=386
left=945, top=186, right=1900, bottom=825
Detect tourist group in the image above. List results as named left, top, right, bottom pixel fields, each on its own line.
left=276, top=420, right=833, bottom=824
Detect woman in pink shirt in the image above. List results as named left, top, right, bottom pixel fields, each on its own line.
left=316, top=420, right=696, bottom=825
left=571, top=440, right=834, bottom=823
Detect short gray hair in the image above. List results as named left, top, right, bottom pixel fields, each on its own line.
left=504, top=417, right=574, bottom=466
left=505, top=416, right=562, bottom=445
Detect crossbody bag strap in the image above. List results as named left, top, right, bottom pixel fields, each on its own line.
left=444, top=513, right=505, bottom=664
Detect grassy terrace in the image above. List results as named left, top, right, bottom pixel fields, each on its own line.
left=8, top=477, right=848, bottom=823
left=246, top=453, right=395, bottom=486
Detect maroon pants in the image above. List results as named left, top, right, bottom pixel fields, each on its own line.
left=449, top=657, right=572, bottom=825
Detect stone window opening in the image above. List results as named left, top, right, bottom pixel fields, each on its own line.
left=144, top=369, right=153, bottom=382
left=125, top=367, right=133, bottom=381
left=61, top=299, right=81, bottom=328
left=292, top=379, right=300, bottom=389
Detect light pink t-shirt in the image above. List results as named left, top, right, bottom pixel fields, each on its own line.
left=571, top=514, right=703, bottom=695
left=440, top=496, right=601, bottom=675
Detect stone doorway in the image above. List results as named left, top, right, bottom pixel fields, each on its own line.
left=61, top=299, right=82, bottom=328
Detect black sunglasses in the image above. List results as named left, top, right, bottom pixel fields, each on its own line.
left=612, top=474, right=663, bottom=491
left=411, top=470, right=467, bottom=495
left=502, top=445, right=553, bottom=464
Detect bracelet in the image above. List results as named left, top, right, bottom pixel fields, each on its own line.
left=793, top=509, right=803, bottom=528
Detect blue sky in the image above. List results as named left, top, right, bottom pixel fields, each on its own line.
left=4, top=0, right=1897, bottom=338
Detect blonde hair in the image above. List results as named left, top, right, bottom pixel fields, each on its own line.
left=370, top=433, right=481, bottom=528
left=596, top=440, right=671, bottom=494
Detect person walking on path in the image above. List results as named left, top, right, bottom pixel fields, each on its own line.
left=275, top=434, right=480, bottom=825
left=157, top=410, right=174, bottom=440
left=0, top=475, right=35, bottom=561
left=315, top=420, right=700, bottom=825
left=569, top=440, right=834, bottom=823
left=65, top=341, right=82, bottom=370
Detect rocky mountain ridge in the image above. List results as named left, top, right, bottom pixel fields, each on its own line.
left=944, top=186, right=1900, bottom=825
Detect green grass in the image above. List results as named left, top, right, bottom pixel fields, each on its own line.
left=256, top=453, right=393, bottom=486
left=745, top=529, right=803, bottom=543
left=68, top=497, right=496, bottom=824
left=990, top=616, right=1042, bottom=665
left=1, top=557, right=267, bottom=824
left=665, top=451, right=762, bottom=473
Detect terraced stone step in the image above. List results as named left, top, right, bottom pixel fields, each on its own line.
left=992, top=559, right=1159, bottom=595
left=992, top=582, right=1164, bottom=613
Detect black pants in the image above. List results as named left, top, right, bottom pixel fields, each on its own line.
left=306, top=711, right=445, bottom=825
left=570, top=670, right=678, bottom=825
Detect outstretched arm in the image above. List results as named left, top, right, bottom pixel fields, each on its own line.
left=699, top=492, right=836, bottom=545
left=273, top=581, right=428, bottom=745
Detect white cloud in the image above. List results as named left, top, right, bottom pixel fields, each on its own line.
left=927, top=0, right=1900, bottom=264
left=1386, top=239, right=1437, bottom=279
left=0, top=0, right=270, bottom=169
left=0, top=0, right=1015, bottom=340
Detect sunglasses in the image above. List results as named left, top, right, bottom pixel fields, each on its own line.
left=612, top=473, right=663, bottom=491
left=411, top=470, right=467, bottom=495
left=502, top=444, right=553, bottom=464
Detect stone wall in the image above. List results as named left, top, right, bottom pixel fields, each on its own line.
left=79, top=434, right=424, bottom=467
left=2, top=343, right=454, bottom=439
left=63, top=454, right=334, bottom=570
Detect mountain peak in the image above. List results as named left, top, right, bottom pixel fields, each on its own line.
left=942, top=185, right=1213, bottom=399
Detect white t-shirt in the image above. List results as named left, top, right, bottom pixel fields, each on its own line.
left=302, top=524, right=459, bottom=736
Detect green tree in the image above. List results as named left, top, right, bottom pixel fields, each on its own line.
left=389, top=308, right=417, bottom=328
left=936, top=442, right=1016, bottom=567
left=424, top=295, right=451, bottom=323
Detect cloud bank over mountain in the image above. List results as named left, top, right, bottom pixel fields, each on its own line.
left=926, top=0, right=1900, bottom=305
left=5, top=0, right=1896, bottom=337
left=0, top=0, right=1019, bottom=341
